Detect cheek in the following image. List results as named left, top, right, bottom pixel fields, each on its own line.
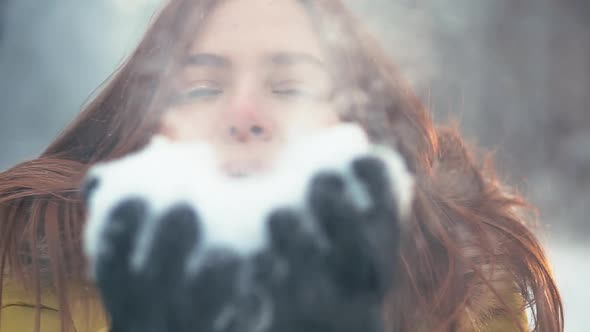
left=158, top=107, right=214, bottom=142
left=281, top=104, right=340, bottom=139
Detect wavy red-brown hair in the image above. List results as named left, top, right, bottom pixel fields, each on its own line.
left=0, top=1, right=563, bottom=331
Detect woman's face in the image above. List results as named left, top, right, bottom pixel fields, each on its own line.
left=159, top=0, right=338, bottom=176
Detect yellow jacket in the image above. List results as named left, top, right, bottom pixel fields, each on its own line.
left=1, top=278, right=528, bottom=332
left=1, top=279, right=107, bottom=332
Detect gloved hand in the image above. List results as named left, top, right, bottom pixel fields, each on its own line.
left=82, top=127, right=414, bottom=332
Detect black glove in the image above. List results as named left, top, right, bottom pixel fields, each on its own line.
left=83, top=148, right=410, bottom=332
left=260, top=156, right=402, bottom=332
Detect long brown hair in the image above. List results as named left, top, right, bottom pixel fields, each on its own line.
left=0, top=0, right=563, bottom=331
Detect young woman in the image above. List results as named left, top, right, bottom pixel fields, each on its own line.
left=0, top=0, right=563, bottom=331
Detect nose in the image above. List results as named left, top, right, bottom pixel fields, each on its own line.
left=221, top=98, right=274, bottom=143
left=158, top=91, right=276, bottom=145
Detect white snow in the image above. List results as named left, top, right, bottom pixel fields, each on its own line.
left=83, top=124, right=414, bottom=277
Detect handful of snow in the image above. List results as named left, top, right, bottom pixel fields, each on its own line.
left=83, top=124, right=414, bottom=276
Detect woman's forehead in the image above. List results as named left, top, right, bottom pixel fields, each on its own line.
left=190, top=0, right=324, bottom=58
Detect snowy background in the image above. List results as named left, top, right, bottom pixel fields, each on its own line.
left=0, top=0, right=588, bottom=330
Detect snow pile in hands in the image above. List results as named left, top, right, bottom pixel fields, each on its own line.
left=83, top=123, right=414, bottom=275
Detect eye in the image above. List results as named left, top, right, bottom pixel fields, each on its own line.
left=272, top=81, right=311, bottom=99
left=185, top=86, right=223, bottom=99
left=170, top=81, right=223, bottom=105
left=273, top=88, right=304, bottom=97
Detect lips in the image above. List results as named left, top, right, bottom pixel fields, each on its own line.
left=215, top=144, right=279, bottom=178
left=220, top=158, right=271, bottom=178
